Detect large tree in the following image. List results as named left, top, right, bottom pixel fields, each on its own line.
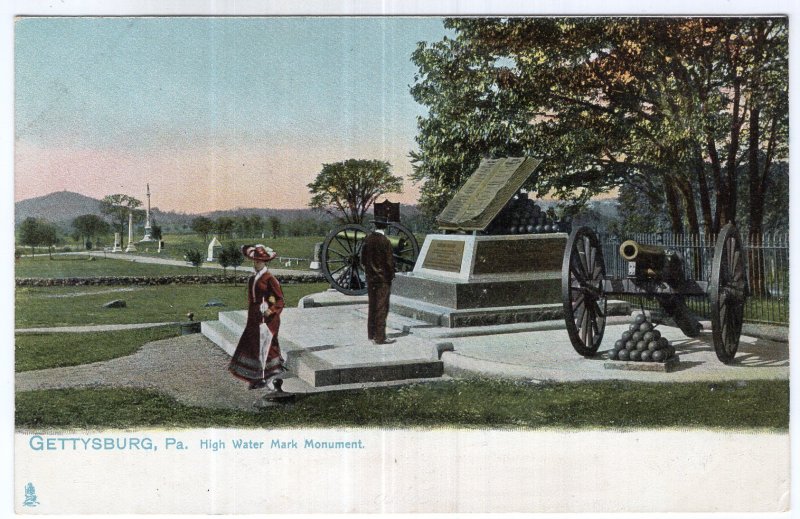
left=18, top=217, right=58, bottom=257
left=72, top=214, right=111, bottom=249
left=190, top=216, right=214, bottom=242
left=100, top=194, right=144, bottom=243
left=308, top=159, right=403, bottom=224
left=410, top=17, right=788, bottom=235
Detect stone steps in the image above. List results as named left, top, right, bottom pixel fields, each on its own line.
left=201, top=305, right=446, bottom=388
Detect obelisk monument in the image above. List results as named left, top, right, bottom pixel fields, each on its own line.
left=140, top=183, right=154, bottom=242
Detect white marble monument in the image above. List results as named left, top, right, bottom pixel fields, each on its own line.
left=140, top=183, right=155, bottom=243
left=112, top=232, right=122, bottom=253
left=124, top=211, right=137, bottom=253
left=207, top=236, right=222, bottom=261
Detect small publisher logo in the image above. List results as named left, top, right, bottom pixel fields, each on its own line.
left=23, top=482, right=39, bottom=507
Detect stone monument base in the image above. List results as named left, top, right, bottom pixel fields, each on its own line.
left=390, top=293, right=631, bottom=328
left=391, top=271, right=561, bottom=309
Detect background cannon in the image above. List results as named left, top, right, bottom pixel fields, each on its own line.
left=561, top=223, right=748, bottom=364
left=320, top=201, right=420, bottom=295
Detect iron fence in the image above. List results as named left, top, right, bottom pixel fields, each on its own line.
left=596, top=231, right=789, bottom=325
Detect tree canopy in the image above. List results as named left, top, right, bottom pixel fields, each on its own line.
left=18, top=217, right=58, bottom=256
left=308, top=159, right=404, bottom=224
left=72, top=214, right=111, bottom=248
left=410, top=17, right=788, bottom=235
left=100, top=194, right=144, bottom=235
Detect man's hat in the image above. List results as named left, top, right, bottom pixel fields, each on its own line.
left=241, top=244, right=277, bottom=262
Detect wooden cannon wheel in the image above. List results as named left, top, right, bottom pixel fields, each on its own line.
left=709, top=223, right=748, bottom=364
left=320, top=222, right=420, bottom=296
left=562, top=226, right=608, bottom=357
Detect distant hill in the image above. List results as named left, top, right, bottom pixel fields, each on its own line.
left=15, top=191, right=103, bottom=227
left=14, top=191, right=422, bottom=232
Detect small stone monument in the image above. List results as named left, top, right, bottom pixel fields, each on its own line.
left=207, top=236, right=223, bottom=261
left=124, top=211, right=137, bottom=253
left=310, top=242, right=323, bottom=270
left=112, top=232, right=122, bottom=253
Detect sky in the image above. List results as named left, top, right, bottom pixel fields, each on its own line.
left=14, top=16, right=449, bottom=212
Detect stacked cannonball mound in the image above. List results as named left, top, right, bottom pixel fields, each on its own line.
left=607, top=313, right=677, bottom=363
left=485, top=192, right=571, bottom=235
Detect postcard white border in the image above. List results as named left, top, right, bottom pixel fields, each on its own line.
left=3, top=1, right=798, bottom=518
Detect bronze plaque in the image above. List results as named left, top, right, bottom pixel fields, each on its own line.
left=473, top=237, right=564, bottom=274
left=421, top=239, right=465, bottom=272
left=436, top=157, right=542, bottom=232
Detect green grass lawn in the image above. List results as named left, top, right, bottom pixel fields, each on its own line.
left=15, top=379, right=789, bottom=430
left=15, top=282, right=330, bottom=328
left=16, top=326, right=180, bottom=372
left=15, top=254, right=223, bottom=278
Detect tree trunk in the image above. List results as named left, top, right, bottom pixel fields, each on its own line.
left=724, top=76, right=743, bottom=226
left=664, top=181, right=684, bottom=233
left=706, top=134, right=724, bottom=233
left=677, top=178, right=700, bottom=236
left=694, top=153, right=713, bottom=237
left=748, top=107, right=764, bottom=235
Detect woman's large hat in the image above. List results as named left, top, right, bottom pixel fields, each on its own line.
left=241, top=244, right=277, bottom=262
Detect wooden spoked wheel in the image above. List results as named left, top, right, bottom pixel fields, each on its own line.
left=709, top=223, right=747, bottom=364
left=320, top=224, right=370, bottom=295
left=562, top=226, right=608, bottom=357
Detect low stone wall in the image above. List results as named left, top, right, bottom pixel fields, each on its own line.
left=16, top=273, right=324, bottom=287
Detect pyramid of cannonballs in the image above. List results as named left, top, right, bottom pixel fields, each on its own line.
left=484, top=192, right=571, bottom=235
left=607, top=313, right=677, bottom=362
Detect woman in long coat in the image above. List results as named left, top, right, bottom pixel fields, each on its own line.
left=229, top=244, right=286, bottom=390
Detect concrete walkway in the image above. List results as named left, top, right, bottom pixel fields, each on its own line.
left=16, top=322, right=180, bottom=334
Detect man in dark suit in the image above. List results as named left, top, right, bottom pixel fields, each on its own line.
left=360, top=222, right=395, bottom=344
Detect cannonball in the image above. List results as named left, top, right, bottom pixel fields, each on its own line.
left=635, top=340, right=648, bottom=352
left=632, top=331, right=643, bottom=343
left=647, top=340, right=660, bottom=352
left=651, top=329, right=661, bottom=341
left=607, top=349, right=618, bottom=360
left=625, top=340, right=635, bottom=351
left=659, top=337, right=670, bottom=349
left=535, top=225, right=544, bottom=233
left=614, top=340, right=625, bottom=351
left=526, top=225, right=535, bottom=233
left=628, top=323, right=639, bottom=332
left=543, top=224, right=552, bottom=232
left=652, top=349, right=665, bottom=362
left=630, top=350, right=642, bottom=361
left=634, top=313, right=647, bottom=325
left=621, top=331, right=633, bottom=342
left=643, top=331, right=655, bottom=343
left=638, top=322, right=653, bottom=333
left=509, top=226, right=518, bottom=234
left=640, top=350, right=653, bottom=362
left=617, top=349, right=630, bottom=361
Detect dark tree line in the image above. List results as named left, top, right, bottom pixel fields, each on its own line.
left=410, top=17, right=788, bottom=237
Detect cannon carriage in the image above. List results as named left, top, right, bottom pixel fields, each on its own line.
left=319, top=200, right=420, bottom=295
left=561, top=224, right=748, bottom=364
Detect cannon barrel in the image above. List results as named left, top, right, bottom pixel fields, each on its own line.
left=334, top=230, right=407, bottom=249
left=619, top=240, right=667, bottom=262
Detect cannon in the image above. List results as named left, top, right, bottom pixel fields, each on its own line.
left=561, top=223, right=748, bottom=364
left=319, top=201, right=420, bottom=295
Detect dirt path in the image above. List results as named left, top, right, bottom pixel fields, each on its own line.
left=15, top=334, right=263, bottom=411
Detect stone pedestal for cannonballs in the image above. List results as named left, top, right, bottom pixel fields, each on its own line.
left=390, top=233, right=568, bottom=328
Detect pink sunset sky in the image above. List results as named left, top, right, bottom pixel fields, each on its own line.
left=15, top=17, right=443, bottom=212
